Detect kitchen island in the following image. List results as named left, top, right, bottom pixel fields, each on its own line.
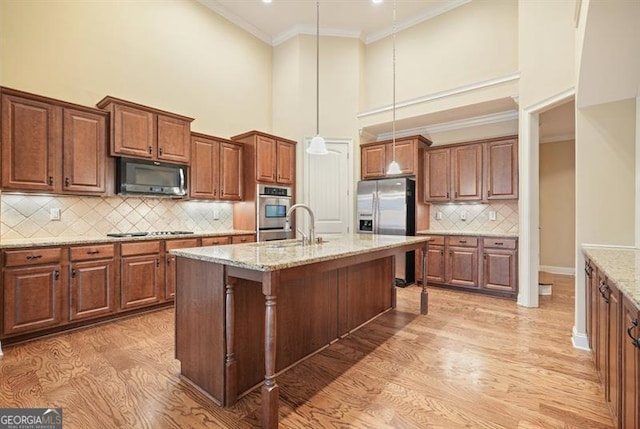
left=171, top=234, right=430, bottom=429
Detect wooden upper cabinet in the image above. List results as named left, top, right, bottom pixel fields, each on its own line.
left=97, top=96, right=193, bottom=164
left=1, top=87, right=108, bottom=195
left=424, top=148, right=450, bottom=202
left=485, top=138, right=518, bottom=200
left=190, top=133, right=242, bottom=201
left=451, top=144, right=482, bottom=201
left=276, top=141, right=295, bottom=185
left=256, top=135, right=277, bottom=183
left=361, top=136, right=432, bottom=180
left=63, top=108, right=107, bottom=194
left=1, top=91, right=59, bottom=192
left=157, top=114, right=190, bottom=163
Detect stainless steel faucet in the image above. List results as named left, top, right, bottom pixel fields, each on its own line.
left=285, top=203, right=315, bottom=245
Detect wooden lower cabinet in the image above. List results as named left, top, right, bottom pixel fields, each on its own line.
left=202, top=236, right=231, bottom=246
left=446, top=245, right=479, bottom=288
left=232, top=234, right=255, bottom=244
left=69, top=244, right=116, bottom=321
left=2, top=246, right=66, bottom=336
left=622, top=295, right=640, bottom=429
left=606, top=280, right=621, bottom=424
left=426, top=236, right=445, bottom=283
left=482, top=238, right=517, bottom=294
left=165, top=238, right=199, bottom=300
left=120, top=241, right=162, bottom=311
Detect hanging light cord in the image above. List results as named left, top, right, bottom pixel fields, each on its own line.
left=392, top=0, right=397, bottom=161
left=316, top=0, right=320, bottom=136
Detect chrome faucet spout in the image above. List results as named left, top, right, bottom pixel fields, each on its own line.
left=286, top=204, right=316, bottom=245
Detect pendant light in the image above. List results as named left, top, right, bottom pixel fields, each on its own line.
left=386, top=0, right=402, bottom=175
left=306, top=1, right=328, bottom=155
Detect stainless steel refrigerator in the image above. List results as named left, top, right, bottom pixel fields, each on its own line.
left=356, top=177, right=416, bottom=286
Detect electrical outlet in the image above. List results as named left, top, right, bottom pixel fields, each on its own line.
left=49, top=208, right=61, bottom=221
left=489, top=211, right=497, bottom=221
left=460, top=211, right=467, bottom=221
left=435, top=211, right=443, bottom=220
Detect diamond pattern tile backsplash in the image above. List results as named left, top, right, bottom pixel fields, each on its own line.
left=428, top=201, right=519, bottom=233
left=0, top=194, right=234, bottom=239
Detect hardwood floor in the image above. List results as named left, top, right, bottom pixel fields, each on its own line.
left=0, top=274, right=613, bottom=428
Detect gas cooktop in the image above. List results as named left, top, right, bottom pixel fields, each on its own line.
left=106, top=231, right=194, bottom=238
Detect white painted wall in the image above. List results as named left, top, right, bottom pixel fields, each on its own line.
left=0, top=0, right=272, bottom=137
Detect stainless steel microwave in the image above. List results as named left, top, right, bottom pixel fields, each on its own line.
left=116, top=158, right=187, bottom=197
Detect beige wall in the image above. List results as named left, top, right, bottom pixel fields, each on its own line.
left=518, top=0, right=575, bottom=108
left=0, top=0, right=272, bottom=138
left=539, top=140, right=575, bottom=270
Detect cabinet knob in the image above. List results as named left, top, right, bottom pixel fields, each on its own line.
left=65, top=177, right=70, bottom=187
left=54, top=270, right=60, bottom=280
left=48, top=176, right=54, bottom=185
left=159, top=147, right=163, bottom=156
left=148, top=146, right=153, bottom=154
left=156, top=258, right=160, bottom=267
left=71, top=268, right=76, bottom=278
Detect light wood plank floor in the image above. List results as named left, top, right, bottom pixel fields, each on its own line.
left=0, top=275, right=613, bottom=428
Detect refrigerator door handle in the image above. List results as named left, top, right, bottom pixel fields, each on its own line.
left=372, top=191, right=379, bottom=234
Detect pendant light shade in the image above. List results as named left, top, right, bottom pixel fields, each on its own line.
left=386, top=0, right=400, bottom=174
left=306, top=1, right=328, bottom=156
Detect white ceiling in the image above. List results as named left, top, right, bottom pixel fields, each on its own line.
left=198, top=0, right=471, bottom=45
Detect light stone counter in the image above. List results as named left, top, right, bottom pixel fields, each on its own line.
left=170, top=234, right=431, bottom=272
left=417, top=229, right=519, bottom=239
left=0, top=230, right=256, bottom=249
left=582, top=246, right=640, bottom=309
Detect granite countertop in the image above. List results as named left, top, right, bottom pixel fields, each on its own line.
left=170, top=234, right=431, bottom=272
left=0, top=230, right=256, bottom=249
left=582, top=246, right=640, bottom=309
left=416, top=230, right=519, bottom=238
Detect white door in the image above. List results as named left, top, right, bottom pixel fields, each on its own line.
left=304, top=138, right=353, bottom=236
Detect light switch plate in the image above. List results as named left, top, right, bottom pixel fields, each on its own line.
left=460, top=211, right=467, bottom=221
left=435, top=211, right=443, bottom=220
left=213, top=208, right=220, bottom=220
left=489, top=211, right=497, bottom=221
left=49, top=208, right=61, bottom=221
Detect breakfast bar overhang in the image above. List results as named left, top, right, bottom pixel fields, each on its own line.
left=171, top=234, right=430, bottom=429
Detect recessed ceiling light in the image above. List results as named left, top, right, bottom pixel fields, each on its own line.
left=372, top=0, right=384, bottom=3
left=262, top=0, right=272, bottom=3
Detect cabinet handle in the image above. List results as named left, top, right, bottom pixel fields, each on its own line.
left=440, top=250, right=443, bottom=255
left=488, top=189, right=492, bottom=196
left=494, top=242, right=504, bottom=246
left=156, top=258, right=160, bottom=267
left=71, top=268, right=76, bottom=278
left=65, top=177, right=70, bottom=187
left=459, top=240, right=467, bottom=244
left=584, top=263, right=593, bottom=277
left=48, top=176, right=53, bottom=185
left=627, top=319, right=640, bottom=348
left=166, top=255, right=173, bottom=265
left=54, top=270, right=60, bottom=280
left=159, top=147, right=163, bottom=156
left=598, top=280, right=610, bottom=304
left=86, top=250, right=100, bottom=255
left=26, top=255, right=42, bottom=260
left=148, top=146, right=153, bottom=154
left=455, top=191, right=458, bottom=198
left=214, top=189, right=217, bottom=196
left=446, top=192, right=449, bottom=199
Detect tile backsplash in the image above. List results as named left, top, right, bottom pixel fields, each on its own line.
left=0, top=194, right=234, bottom=239
left=428, top=201, right=519, bottom=234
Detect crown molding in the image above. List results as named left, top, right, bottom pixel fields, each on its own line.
left=375, top=110, right=518, bottom=141
left=365, top=0, right=472, bottom=44
left=197, top=0, right=272, bottom=44
left=539, top=133, right=575, bottom=144
left=273, top=26, right=362, bottom=47
left=357, top=72, right=521, bottom=119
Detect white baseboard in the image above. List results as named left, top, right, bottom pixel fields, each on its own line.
left=540, top=265, right=576, bottom=276
left=571, top=326, right=591, bottom=351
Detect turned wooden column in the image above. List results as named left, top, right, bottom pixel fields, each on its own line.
left=261, top=270, right=280, bottom=429
left=390, top=255, right=397, bottom=308
left=420, top=241, right=429, bottom=315
left=224, top=274, right=237, bottom=406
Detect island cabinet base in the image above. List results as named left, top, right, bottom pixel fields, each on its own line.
left=174, top=255, right=394, bottom=406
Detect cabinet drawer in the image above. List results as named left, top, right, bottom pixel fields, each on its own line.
left=165, top=238, right=199, bottom=251
left=448, top=236, right=478, bottom=247
left=483, top=238, right=517, bottom=249
left=202, top=236, right=231, bottom=246
left=70, top=244, right=115, bottom=261
left=427, top=236, right=444, bottom=246
left=121, top=241, right=161, bottom=256
left=232, top=234, right=255, bottom=244
left=4, top=247, right=63, bottom=267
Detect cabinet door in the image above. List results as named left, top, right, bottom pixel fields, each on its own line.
left=452, top=144, right=482, bottom=201
left=482, top=249, right=517, bottom=293
left=120, top=254, right=161, bottom=310
left=220, top=142, right=243, bottom=200
left=165, top=238, right=199, bottom=300
left=190, top=135, right=218, bottom=199
left=426, top=245, right=445, bottom=283
left=424, top=148, right=450, bottom=202
left=63, top=108, right=107, bottom=194
left=276, top=141, right=295, bottom=185
left=607, top=282, right=621, bottom=424
left=446, top=246, right=478, bottom=288
left=361, top=144, right=386, bottom=179
left=256, top=135, right=277, bottom=183
left=157, top=114, right=191, bottom=164
left=3, top=264, right=63, bottom=336
left=386, top=140, right=415, bottom=176
left=585, top=260, right=597, bottom=354
left=486, top=139, right=518, bottom=200
left=1, top=93, right=59, bottom=192
left=201, top=236, right=232, bottom=246
left=621, top=296, right=640, bottom=429
left=232, top=234, right=255, bottom=244
left=70, top=259, right=116, bottom=320
left=112, top=103, right=154, bottom=158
